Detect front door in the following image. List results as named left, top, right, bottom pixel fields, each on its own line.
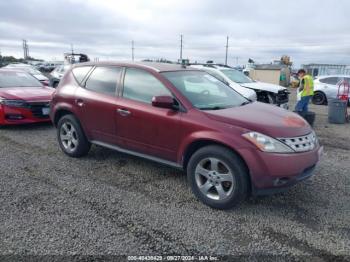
left=115, top=67, right=182, bottom=162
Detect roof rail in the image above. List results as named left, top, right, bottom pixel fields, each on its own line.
left=188, top=63, right=233, bottom=68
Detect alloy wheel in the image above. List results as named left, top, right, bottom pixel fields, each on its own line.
left=60, top=122, right=79, bottom=153
left=195, top=157, right=235, bottom=201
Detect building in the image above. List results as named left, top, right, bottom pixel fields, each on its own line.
left=302, top=63, right=350, bottom=77
left=248, top=64, right=291, bottom=87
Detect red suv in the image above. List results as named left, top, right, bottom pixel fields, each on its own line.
left=50, top=62, right=322, bottom=209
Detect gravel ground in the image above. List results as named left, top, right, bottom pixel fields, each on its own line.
left=0, top=88, right=349, bottom=261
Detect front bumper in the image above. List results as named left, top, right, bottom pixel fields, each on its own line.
left=0, top=103, right=51, bottom=125
left=239, top=145, right=323, bottom=195
left=252, top=163, right=316, bottom=196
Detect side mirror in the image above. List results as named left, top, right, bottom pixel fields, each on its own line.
left=152, top=95, right=175, bottom=109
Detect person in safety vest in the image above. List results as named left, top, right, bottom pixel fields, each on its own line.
left=295, top=69, right=314, bottom=113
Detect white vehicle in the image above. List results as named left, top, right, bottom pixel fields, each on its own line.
left=191, top=65, right=257, bottom=101
left=191, top=64, right=289, bottom=108
left=4, top=64, right=49, bottom=85
left=312, top=75, right=350, bottom=105
left=50, top=64, right=72, bottom=88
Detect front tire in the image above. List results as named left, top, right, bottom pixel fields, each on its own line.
left=312, top=91, right=327, bottom=105
left=57, top=114, right=91, bottom=157
left=187, top=145, right=249, bottom=209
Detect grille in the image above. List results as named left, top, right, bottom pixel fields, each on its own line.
left=279, top=132, right=317, bottom=152
left=276, top=90, right=289, bottom=104
left=27, top=101, right=50, bottom=119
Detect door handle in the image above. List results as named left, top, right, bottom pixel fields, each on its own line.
left=117, top=108, right=131, bottom=116
left=76, top=99, right=84, bottom=107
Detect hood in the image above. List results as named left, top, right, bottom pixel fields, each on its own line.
left=229, top=83, right=257, bottom=101
left=0, top=87, right=55, bottom=101
left=242, top=81, right=286, bottom=93
left=204, top=102, right=311, bottom=138
left=33, top=74, right=49, bottom=81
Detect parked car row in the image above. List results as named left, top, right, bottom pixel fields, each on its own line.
left=36, top=62, right=63, bottom=72
left=0, top=62, right=322, bottom=209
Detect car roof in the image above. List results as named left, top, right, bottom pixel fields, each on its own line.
left=74, top=61, right=199, bottom=73
left=317, top=74, right=350, bottom=79
left=190, top=64, right=235, bottom=70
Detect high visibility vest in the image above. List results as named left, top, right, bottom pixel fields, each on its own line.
left=301, top=75, right=314, bottom=97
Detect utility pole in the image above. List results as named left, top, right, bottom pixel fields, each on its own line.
left=131, top=40, right=135, bottom=61
left=22, top=39, right=29, bottom=60
left=180, top=34, right=183, bottom=61
left=225, top=36, right=229, bottom=66
left=70, top=43, right=74, bottom=54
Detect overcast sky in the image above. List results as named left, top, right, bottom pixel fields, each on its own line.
left=0, top=0, right=349, bottom=67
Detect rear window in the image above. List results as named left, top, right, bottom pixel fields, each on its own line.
left=72, top=66, right=92, bottom=84
left=0, top=71, right=42, bottom=88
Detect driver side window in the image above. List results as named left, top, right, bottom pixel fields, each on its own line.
left=123, top=68, right=172, bottom=104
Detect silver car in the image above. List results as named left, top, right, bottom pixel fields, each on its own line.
left=313, top=75, right=350, bottom=105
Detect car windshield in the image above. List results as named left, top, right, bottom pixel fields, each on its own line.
left=0, top=71, right=42, bottom=88
left=220, top=69, right=254, bottom=83
left=162, top=71, right=248, bottom=110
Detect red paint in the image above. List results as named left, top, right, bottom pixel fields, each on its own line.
left=0, top=87, right=55, bottom=125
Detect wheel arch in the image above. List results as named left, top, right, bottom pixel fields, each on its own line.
left=53, top=108, right=75, bottom=127
left=182, top=139, right=252, bottom=194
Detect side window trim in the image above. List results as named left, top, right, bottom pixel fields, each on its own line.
left=72, top=66, right=94, bottom=86
left=80, top=66, right=96, bottom=87
left=118, top=66, right=127, bottom=97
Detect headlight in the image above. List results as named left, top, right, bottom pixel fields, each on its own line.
left=243, top=132, right=294, bottom=153
left=310, top=130, right=318, bottom=145
left=0, top=98, right=27, bottom=107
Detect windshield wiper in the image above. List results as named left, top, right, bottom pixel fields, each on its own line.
left=199, top=106, right=227, bottom=110
left=240, top=101, right=252, bottom=106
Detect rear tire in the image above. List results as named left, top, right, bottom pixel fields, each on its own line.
left=57, top=114, right=91, bottom=157
left=187, top=145, right=249, bottom=209
left=312, top=91, right=327, bottom=105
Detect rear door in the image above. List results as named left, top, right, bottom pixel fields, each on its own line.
left=115, top=67, right=182, bottom=162
left=74, top=66, right=122, bottom=144
left=318, top=76, right=340, bottom=99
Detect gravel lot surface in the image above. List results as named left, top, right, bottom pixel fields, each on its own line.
left=0, top=88, right=349, bottom=260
